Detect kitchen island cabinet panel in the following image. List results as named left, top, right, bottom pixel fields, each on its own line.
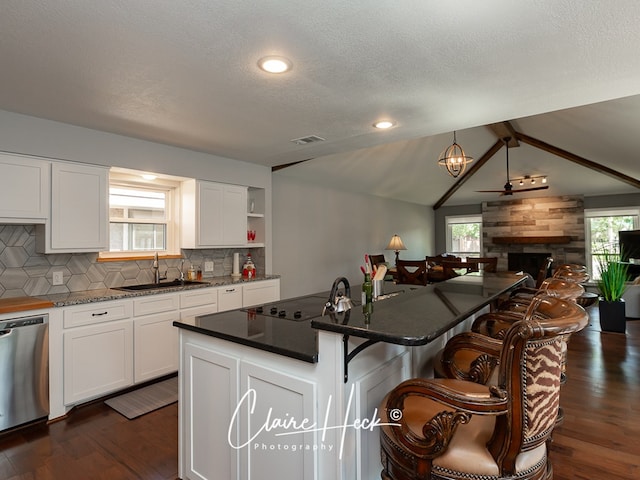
left=240, top=361, right=317, bottom=480
left=182, top=341, right=239, bottom=480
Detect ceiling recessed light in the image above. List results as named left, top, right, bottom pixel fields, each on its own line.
left=258, top=56, right=292, bottom=74
left=373, top=121, right=395, bottom=129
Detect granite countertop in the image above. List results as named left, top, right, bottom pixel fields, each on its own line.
left=0, top=275, right=280, bottom=312
left=173, top=272, right=529, bottom=363
left=175, top=309, right=320, bottom=363
left=311, top=272, right=528, bottom=345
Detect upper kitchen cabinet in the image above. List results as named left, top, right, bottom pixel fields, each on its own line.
left=0, top=153, right=50, bottom=223
left=181, top=180, right=247, bottom=248
left=36, top=162, right=109, bottom=253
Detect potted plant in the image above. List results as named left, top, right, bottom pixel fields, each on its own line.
left=596, top=248, right=629, bottom=333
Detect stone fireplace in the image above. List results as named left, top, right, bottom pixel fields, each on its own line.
left=482, top=195, right=585, bottom=273
left=508, top=252, right=552, bottom=279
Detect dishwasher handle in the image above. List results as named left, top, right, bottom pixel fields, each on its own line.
left=0, top=329, right=12, bottom=337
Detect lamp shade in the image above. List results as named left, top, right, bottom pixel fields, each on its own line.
left=385, top=234, right=407, bottom=252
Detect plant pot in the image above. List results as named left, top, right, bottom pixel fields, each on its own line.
left=598, top=298, right=626, bottom=333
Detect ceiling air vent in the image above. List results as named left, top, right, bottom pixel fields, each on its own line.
left=290, top=135, right=325, bottom=146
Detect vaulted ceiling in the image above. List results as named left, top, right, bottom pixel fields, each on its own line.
left=1, top=1, right=639, bottom=207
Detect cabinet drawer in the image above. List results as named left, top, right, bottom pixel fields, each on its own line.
left=63, top=301, right=132, bottom=328
left=180, top=304, right=220, bottom=322
left=218, top=286, right=243, bottom=312
left=133, top=293, right=180, bottom=316
left=243, top=280, right=280, bottom=307
left=180, top=288, right=218, bottom=309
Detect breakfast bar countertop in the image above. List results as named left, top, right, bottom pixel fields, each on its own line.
left=173, top=272, right=529, bottom=363
left=311, top=272, right=529, bottom=345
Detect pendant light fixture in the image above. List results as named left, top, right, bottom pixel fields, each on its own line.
left=437, top=131, right=473, bottom=178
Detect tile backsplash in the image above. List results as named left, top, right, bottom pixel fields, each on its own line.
left=0, top=225, right=264, bottom=298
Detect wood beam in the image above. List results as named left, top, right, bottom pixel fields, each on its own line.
left=271, top=158, right=314, bottom=172
left=487, top=122, right=519, bottom=147
left=515, top=132, right=640, bottom=190
left=433, top=139, right=504, bottom=210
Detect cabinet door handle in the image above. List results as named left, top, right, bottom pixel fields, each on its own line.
left=91, top=311, right=109, bottom=316
left=225, top=288, right=236, bottom=293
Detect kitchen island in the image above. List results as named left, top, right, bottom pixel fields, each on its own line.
left=174, top=272, right=528, bottom=480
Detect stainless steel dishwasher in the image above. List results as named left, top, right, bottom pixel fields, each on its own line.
left=0, top=313, right=49, bottom=431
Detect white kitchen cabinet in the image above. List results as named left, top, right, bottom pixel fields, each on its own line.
left=36, top=161, right=109, bottom=253
left=182, top=179, right=248, bottom=248
left=242, top=279, right=280, bottom=307
left=218, top=285, right=243, bottom=311
left=0, top=152, right=50, bottom=222
left=63, top=319, right=134, bottom=405
left=134, top=310, right=180, bottom=383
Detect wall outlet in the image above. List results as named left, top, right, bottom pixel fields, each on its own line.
left=52, top=271, right=64, bottom=285
left=204, top=261, right=214, bottom=273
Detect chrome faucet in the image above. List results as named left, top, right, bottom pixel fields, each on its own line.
left=153, top=252, right=167, bottom=284
left=179, top=259, right=186, bottom=283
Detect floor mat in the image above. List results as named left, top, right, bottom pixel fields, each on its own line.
left=104, top=377, right=178, bottom=420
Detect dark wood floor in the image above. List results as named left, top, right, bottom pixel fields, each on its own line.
left=0, top=399, right=178, bottom=479
left=0, top=306, right=638, bottom=479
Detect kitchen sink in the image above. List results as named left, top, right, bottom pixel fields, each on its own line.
left=114, top=279, right=210, bottom=291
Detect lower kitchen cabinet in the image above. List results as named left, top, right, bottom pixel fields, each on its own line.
left=134, top=311, right=180, bottom=383
left=50, top=279, right=278, bottom=419
left=63, top=319, right=134, bottom=405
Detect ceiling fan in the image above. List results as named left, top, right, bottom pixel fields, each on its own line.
left=476, top=137, right=549, bottom=196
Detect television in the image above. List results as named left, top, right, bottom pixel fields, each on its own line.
left=618, top=229, right=640, bottom=262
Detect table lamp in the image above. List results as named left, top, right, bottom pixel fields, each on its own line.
left=385, top=234, right=407, bottom=265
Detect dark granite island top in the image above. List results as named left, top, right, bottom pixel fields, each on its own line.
left=311, top=272, right=529, bottom=345
left=173, top=272, right=529, bottom=364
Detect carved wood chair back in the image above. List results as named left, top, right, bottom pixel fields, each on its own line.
left=396, top=259, right=428, bottom=286
left=379, top=295, right=588, bottom=480
left=466, top=256, right=498, bottom=273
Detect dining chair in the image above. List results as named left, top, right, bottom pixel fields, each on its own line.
left=466, top=256, right=498, bottom=273
left=426, top=255, right=461, bottom=283
left=396, top=259, right=428, bottom=286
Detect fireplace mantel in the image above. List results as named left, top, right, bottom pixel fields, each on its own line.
left=493, top=236, right=571, bottom=244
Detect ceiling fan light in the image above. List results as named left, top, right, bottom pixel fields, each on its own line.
left=542, top=176, right=548, bottom=184
left=437, top=132, right=473, bottom=178
left=531, top=178, right=536, bottom=185
left=519, top=179, right=524, bottom=186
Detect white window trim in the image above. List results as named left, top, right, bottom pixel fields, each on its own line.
left=99, top=179, right=182, bottom=259
left=584, top=206, right=640, bottom=278
left=445, top=214, right=483, bottom=258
